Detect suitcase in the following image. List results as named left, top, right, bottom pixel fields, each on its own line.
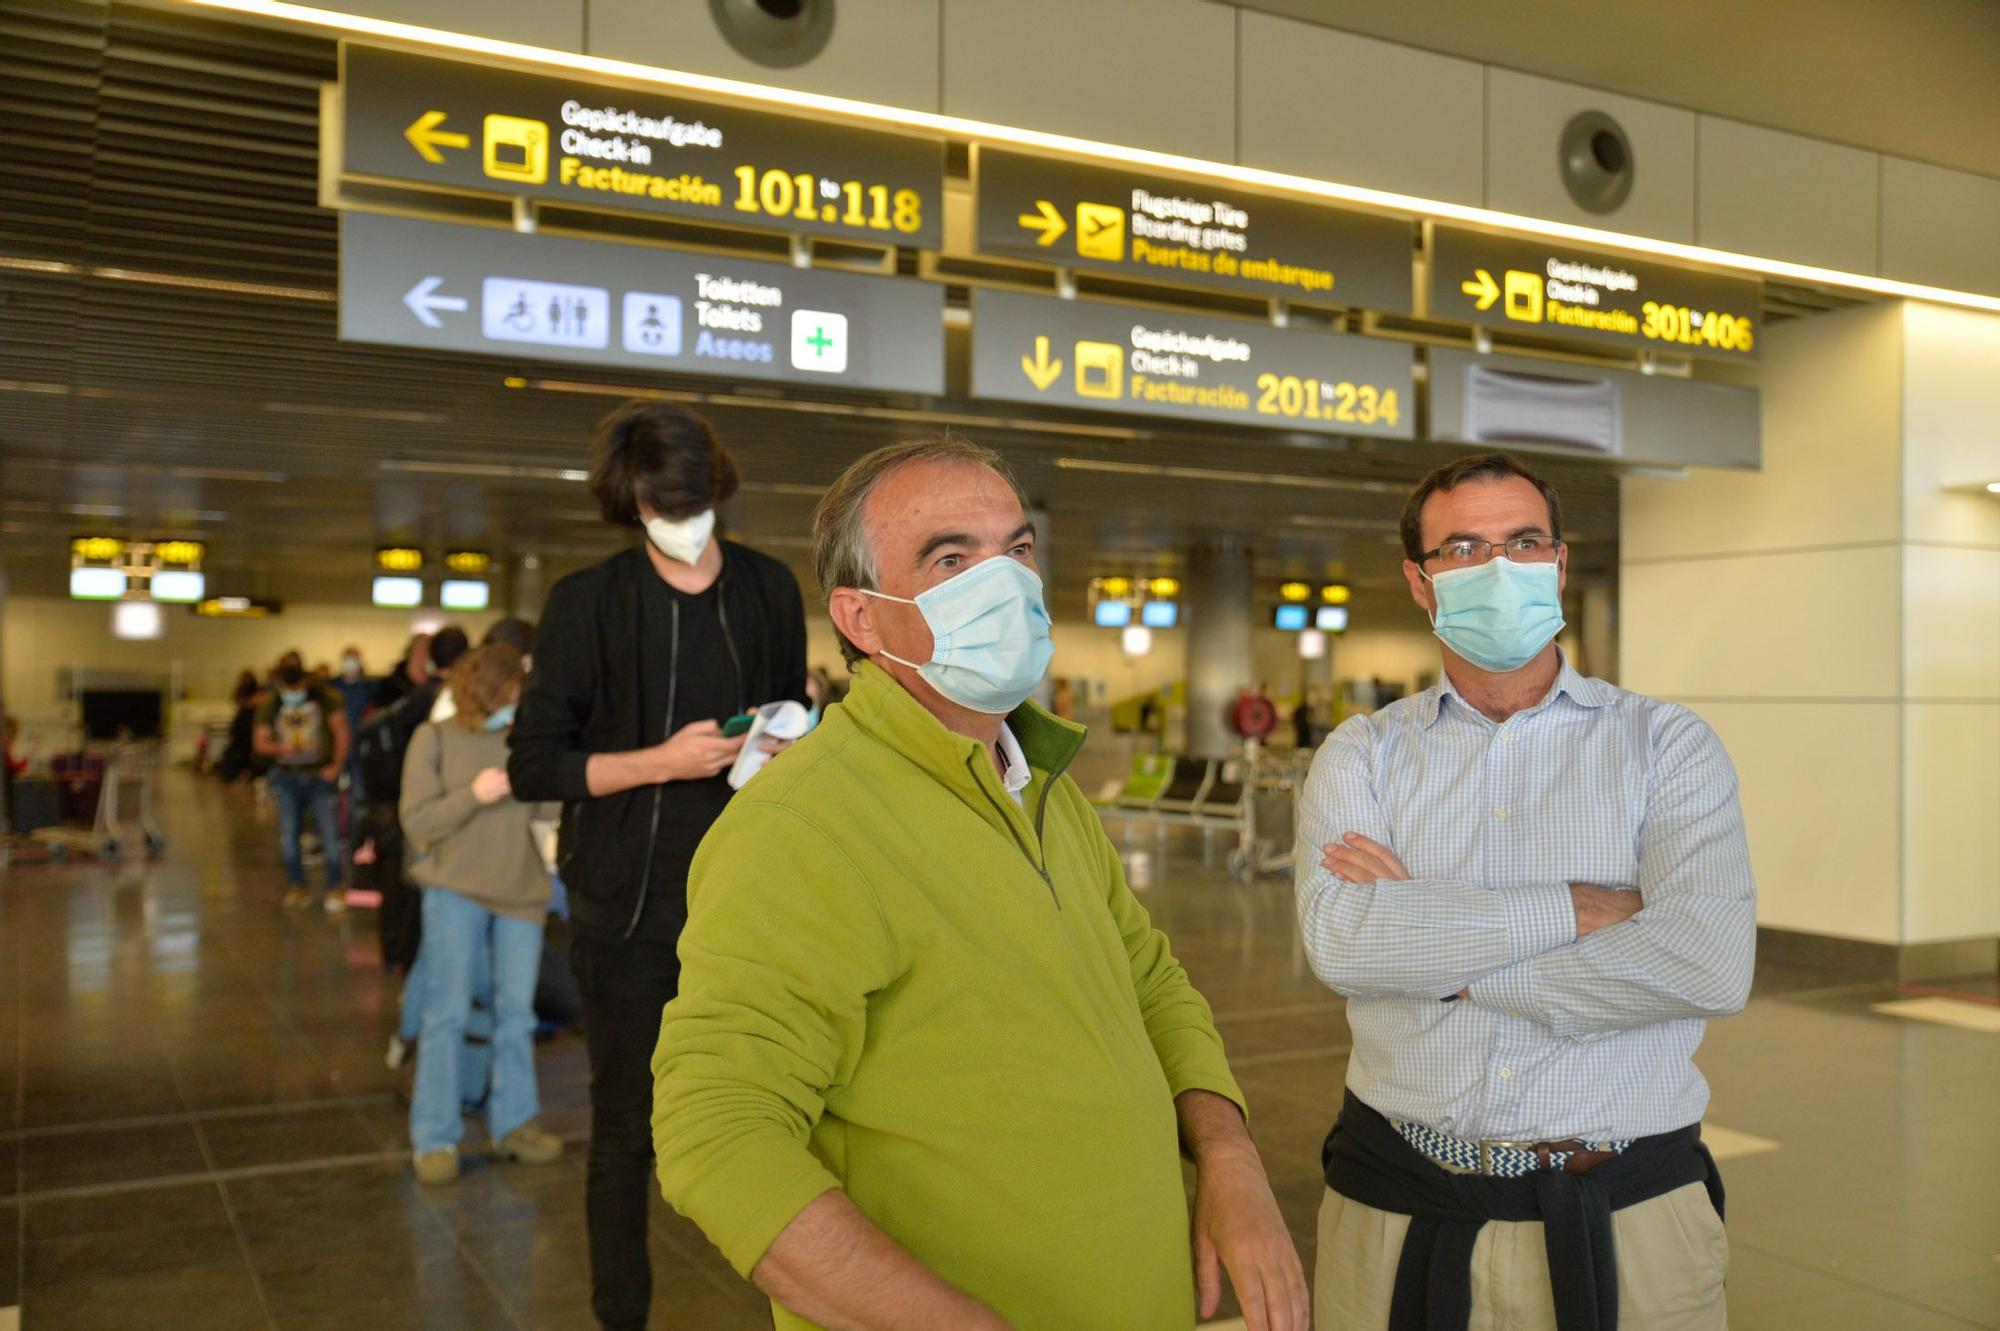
left=50, top=754, right=105, bottom=822
left=9, top=776, right=61, bottom=834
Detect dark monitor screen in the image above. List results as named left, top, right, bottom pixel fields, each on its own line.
left=80, top=690, right=163, bottom=740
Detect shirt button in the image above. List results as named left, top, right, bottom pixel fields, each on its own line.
left=1495, top=809, right=1509, bottom=820
left=1498, top=1067, right=1513, bottom=1079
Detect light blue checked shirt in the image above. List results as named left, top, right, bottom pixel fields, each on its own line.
left=1294, top=654, right=1755, bottom=1142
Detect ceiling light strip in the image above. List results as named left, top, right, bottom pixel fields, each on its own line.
left=88, top=266, right=335, bottom=302
left=182, top=0, right=2000, bottom=315
left=378, top=459, right=588, bottom=481
left=1, top=255, right=332, bottom=302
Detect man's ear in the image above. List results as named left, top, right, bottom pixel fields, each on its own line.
left=1557, top=544, right=1569, bottom=597
left=1402, top=559, right=1433, bottom=616
left=828, top=589, right=879, bottom=660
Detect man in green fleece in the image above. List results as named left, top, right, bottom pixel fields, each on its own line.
left=652, top=438, right=1308, bottom=1331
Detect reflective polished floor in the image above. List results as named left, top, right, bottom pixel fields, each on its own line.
left=1, top=773, right=1995, bottom=1329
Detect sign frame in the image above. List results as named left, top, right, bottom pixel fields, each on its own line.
left=338, top=212, right=947, bottom=396
left=336, top=43, right=946, bottom=250
left=970, top=288, right=1415, bottom=438
left=1427, top=223, right=1762, bottom=363
left=972, top=146, right=1414, bottom=314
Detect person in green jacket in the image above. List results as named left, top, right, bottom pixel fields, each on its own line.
left=652, top=437, right=1308, bottom=1331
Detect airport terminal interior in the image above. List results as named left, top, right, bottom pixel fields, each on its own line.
left=1, top=1, right=1997, bottom=1328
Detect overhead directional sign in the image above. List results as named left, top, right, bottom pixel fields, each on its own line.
left=339, top=213, right=945, bottom=395
left=1430, top=226, right=1761, bottom=362
left=974, top=147, right=1413, bottom=312
left=971, top=289, right=1414, bottom=438
left=339, top=45, right=944, bottom=248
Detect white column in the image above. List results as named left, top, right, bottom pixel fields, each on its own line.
left=1621, top=300, right=2000, bottom=974
left=1897, top=304, right=2000, bottom=953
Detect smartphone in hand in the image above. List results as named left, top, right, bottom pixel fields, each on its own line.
left=720, top=713, right=755, bottom=739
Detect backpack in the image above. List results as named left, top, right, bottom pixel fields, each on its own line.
left=353, top=681, right=438, bottom=802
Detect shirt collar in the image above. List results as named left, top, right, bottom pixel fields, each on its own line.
left=1420, top=650, right=1616, bottom=728
left=995, top=723, right=1032, bottom=795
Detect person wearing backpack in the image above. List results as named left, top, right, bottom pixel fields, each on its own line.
left=399, top=642, right=563, bottom=1185
left=253, top=658, right=350, bottom=912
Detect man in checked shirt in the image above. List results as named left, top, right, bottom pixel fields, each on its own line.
left=1296, top=452, right=1755, bottom=1331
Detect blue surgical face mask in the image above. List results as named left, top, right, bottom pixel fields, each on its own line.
left=858, top=556, right=1055, bottom=715
left=484, top=703, right=516, bottom=731
left=1424, top=557, right=1565, bottom=673
left=279, top=687, right=308, bottom=707
left=804, top=703, right=822, bottom=731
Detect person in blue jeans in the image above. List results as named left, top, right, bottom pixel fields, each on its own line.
left=331, top=645, right=374, bottom=800
left=253, top=660, right=350, bottom=912
left=397, top=643, right=562, bottom=1184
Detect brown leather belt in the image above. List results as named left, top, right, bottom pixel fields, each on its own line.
left=1534, top=1139, right=1622, bottom=1175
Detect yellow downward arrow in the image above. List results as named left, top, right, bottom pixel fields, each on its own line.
left=1017, top=199, right=1068, bottom=247
left=1461, top=268, right=1500, bottom=311
left=1020, top=336, right=1063, bottom=391
left=405, top=110, right=471, bottom=165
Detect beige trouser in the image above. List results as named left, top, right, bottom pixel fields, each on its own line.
left=1313, top=1182, right=1728, bottom=1331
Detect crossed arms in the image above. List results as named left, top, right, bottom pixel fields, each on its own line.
left=1293, top=716, right=1756, bottom=1040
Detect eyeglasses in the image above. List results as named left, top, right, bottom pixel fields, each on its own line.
left=1417, top=534, right=1562, bottom=571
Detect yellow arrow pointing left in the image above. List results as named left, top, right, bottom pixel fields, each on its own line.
left=1461, top=268, right=1500, bottom=312
left=405, top=110, right=471, bottom=165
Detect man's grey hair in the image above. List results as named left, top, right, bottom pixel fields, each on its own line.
left=811, top=434, right=1028, bottom=667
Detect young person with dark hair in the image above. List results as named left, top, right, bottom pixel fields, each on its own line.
left=357, top=624, right=470, bottom=971
left=482, top=615, right=537, bottom=661
left=373, top=633, right=432, bottom=711
left=508, top=400, right=808, bottom=1331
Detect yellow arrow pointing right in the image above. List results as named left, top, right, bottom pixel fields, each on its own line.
left=1020, top=336, right=1063, bottom=391
left=1461, top=268, right=1500, bottom=311
left=1017, top=200, right=1068, bottom=247
left=404, top=110, right=471, bottom=165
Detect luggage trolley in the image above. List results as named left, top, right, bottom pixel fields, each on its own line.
left=1226, top=748, right=1306, bottom=881
left=32, top=741, right=166, bottom=861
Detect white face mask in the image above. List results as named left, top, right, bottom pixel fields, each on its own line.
left=339, top=655, right=362, bottom=679
left=644, top=508, right=715, bottom=565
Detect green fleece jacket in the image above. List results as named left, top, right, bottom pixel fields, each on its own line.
left=651, top=662, right=1244, bottom=1330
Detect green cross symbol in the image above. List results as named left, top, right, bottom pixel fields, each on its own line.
left=805, top=325, right=834, bottom=356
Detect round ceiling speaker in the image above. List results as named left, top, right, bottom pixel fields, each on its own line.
left=709, top=0, right=836, bottom=68
left=1559, top=110, right=1635, bottom=214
